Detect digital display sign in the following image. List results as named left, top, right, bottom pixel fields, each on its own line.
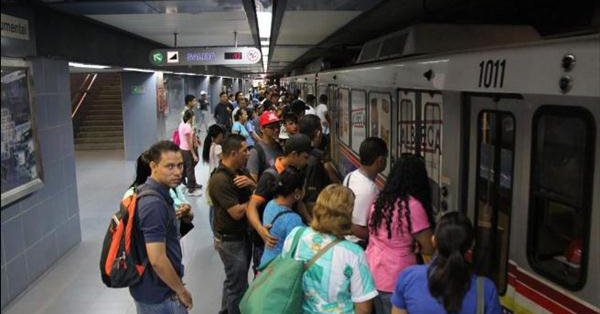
left=150, top=47, right=260, bottom=66
left=224, top=52, right=243, bottom=60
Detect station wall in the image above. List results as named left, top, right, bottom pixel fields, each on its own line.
left=1, top=59, right=81, bottom=309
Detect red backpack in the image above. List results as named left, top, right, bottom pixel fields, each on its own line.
left=171, top=128, right=181, bottom=146
left=99, top=189, right=164, bottom=288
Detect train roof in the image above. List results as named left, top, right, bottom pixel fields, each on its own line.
left=283, top=33, right=600, bottom=98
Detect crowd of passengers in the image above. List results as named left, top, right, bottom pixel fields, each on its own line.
left=124, top=86, right=502, bottom=314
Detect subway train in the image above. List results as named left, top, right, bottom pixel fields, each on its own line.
left=281, top=26, right=599, bottom=314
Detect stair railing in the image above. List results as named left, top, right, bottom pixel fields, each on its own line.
left=71, top=73, right=98, bottom=119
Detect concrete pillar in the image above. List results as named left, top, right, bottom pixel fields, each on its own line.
left=121, top=72, right=158, bottom=161
left=209, top=76, right=222, bottom=112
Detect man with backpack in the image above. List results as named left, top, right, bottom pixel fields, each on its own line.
left=299, top=114, right=340, bottom=210
left=246, top=134, right=312, bottom=269
left=246, top=111, right=283, bottom=182
left=208, top=134, right=256, bottom=314
left=130, top=141, right=193, bottom=313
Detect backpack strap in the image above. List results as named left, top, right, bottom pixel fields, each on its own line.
left=270, top=210, right=293, bottom=226
left=289, top=226, right=307, bottom=257
left=137, top=189, right=173, bottom=232
left=306, top=237, right=341, bottom=270
left=476, top=276, right=485, bottom=314
left=344, top=172, right=353, bottom=188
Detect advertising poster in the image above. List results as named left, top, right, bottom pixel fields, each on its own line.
left=1, top=58, right=43, bottom=207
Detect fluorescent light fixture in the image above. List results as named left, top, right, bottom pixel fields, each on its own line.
left=257, top=12, right=272, bottom=38
left=122, top=67, right=155, bottom=73
left=261, top=40, right=269, bottom=46
left=261, top=47, right=269, bottom=56
left=69, top=62, right=110, bottom=69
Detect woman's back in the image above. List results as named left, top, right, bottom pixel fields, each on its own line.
left=282, top=227, right=378, bottom=314
left=259, top=200, right=304, bottom=267
left=392, top=265, right=501, bottom=314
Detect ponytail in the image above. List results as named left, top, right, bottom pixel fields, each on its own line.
left=202, top=124, right=224, bottom=163
left=427, top=211, right=473, bottom=312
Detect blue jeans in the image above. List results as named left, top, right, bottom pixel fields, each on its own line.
left=374, top=291, right=392, bottom=314
left=215, top=238, right=251, bottom=314
left=135, top=296, right=188, bottom=314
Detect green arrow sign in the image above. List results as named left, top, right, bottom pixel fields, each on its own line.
left=151, top=52, right=165, bottom=64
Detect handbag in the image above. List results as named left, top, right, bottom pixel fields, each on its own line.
left=179, top=219, right=194, bottom=237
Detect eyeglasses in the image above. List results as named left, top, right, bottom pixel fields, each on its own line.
left=264, top=123, right=280, bottom=130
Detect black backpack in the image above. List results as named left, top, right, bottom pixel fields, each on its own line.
left=253, top=142, right=282, bottom=178
left=303, top=155, right=332, bottom=206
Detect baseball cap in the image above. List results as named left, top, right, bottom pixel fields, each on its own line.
left=284, top=134, right=313, bottom=155
left=200, top=90, right=207, bottom=95
left=259, top=111, right=281, bottom=127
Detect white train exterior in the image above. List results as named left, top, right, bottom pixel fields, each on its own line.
left=281, top=33, right=600, bottom=314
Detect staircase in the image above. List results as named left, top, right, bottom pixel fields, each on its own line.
left=74, top=75, right=124, bottom=150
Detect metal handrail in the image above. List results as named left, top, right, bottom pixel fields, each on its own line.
left=71, top=73, right=98, bottom=118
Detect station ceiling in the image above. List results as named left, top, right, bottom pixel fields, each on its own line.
left=42, top=0, right=599, bottom=77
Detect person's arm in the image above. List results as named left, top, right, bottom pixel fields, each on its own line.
left=186, top=132, right=198, bottom=161
left=351, top=224, right=369, bottom=240
left=146, top=242, right=192, bottom=306
left=140, top=201, right=193, bottom=309
left=391, top=307, right=408, bottom=314
left=414, top=228, right=434, bottom=262
left=248, top=173, right=278, bottom=246
left=354, top=300, right=373, bottom=314
left=226, top=202, right=248, bottom=220
left=323, top=161, right=341, bottom=183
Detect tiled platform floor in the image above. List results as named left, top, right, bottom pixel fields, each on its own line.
left=2, top=149, right=224, bottom=314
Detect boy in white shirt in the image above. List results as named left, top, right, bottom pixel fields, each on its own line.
left=343, top=137, right=388, bottom=244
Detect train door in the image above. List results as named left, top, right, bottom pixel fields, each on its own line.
left=466, top=95, right=520, bottom=299
left=396, top=89, right=444, bottom=213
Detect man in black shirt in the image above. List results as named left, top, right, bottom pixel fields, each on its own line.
left=197, top=90, right=209, bottom=132
left=214, top=91, right=233, bottom=131
left=208, top=134, right=256, bottom=314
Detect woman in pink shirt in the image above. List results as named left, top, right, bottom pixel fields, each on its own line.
left=366, top=153, right=436, bottom=314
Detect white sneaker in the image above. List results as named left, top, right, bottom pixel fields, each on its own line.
left=187, top=189, right=202, bottom=197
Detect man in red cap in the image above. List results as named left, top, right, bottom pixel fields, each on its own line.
left=246, top=111, right=283, bottom=182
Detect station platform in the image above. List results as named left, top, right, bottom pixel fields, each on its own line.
left=2, top=150, right=223, bottom=314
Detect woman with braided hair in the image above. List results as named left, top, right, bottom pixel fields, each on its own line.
left=365, top=153, right=436, bottom=314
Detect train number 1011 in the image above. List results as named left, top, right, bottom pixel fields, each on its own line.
left=478, top=59, right=506, bottom=88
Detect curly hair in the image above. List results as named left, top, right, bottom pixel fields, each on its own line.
left=311, top=184, right=355, bottom=238
left=369, top=153, right=434, bottom=239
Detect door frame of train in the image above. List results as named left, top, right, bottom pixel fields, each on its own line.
left=396, top=88, right=445, bottom=214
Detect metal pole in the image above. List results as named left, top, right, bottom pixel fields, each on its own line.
left=234, top=31, right=238, bottom=48
left=174, top=32, right=178, bottom=47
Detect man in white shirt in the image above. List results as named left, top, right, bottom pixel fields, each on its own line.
left=343, top=137, right=388, bottom=244
left=315, top=94, right=330, bottom=135
left=305, top=94, right=317, bottom=115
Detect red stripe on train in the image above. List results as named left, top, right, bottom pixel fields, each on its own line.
left=508, top=263, right=598, bottom=314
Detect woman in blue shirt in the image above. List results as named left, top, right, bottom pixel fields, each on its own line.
left=259, top=167, right=306, bottom=267
left=391, top=211, right=501, bottom=314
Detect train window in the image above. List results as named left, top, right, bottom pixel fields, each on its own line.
left=338, top=88, right=350, bottom=145
left=398, top=91, right=417, bottom=156
left=369, top=92, right=392, bottom=175
left=528, top=106, right=595, bottom=290
left=474, top=111, right=515, bottom=295
left=350, top=90, right=367, bottom=153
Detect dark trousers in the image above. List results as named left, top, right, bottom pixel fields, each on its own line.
left=215, top=238, right=251, bottom=314
left=181, top=150, right=198, bottom=190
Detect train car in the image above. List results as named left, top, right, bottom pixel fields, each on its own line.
left=281, top=28, right=599, bottom=314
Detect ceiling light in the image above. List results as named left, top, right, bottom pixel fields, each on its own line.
left=261, top=40, right=269, bottom=46
left=261, top=47, right=269, bottom=56
left=257, top=12, right=272, bottom=39
left=69, top=62, right=110, bottom=69
left=122, top=67, right=155, bottom=73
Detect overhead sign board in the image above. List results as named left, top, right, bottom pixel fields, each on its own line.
left=150, top=47, right=261, bottom=66
left=1, top=14, right=30, bottom=40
